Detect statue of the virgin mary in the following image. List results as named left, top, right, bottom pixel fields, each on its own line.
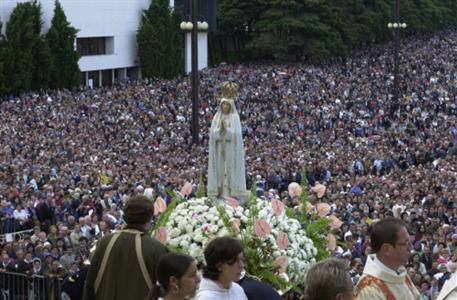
left=207, top=81, right=247, bottom=199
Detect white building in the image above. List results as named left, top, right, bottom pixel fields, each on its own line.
left=0, top=0, right=208, bottom=87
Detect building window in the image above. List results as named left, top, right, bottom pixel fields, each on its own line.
left=77, top=37, right=106, bottom=56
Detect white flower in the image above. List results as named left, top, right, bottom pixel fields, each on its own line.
left=180, top=240, right=190, bottom=248
left=168, top=238, right=179, bottom=247
left=160, top=197, right=317, bottom=286
left=169, top=228, right=181, bottom=238
left=185, top=224, right=194, bottom=233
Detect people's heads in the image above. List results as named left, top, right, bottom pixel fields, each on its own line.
left=419, top=280, right=430, bottom=293
left=350, top=258, right=363, bottom=273
left=152, top=253, right=200, bottom=299
left=60, top=226, right=69, bottom=236
left=67, top=215, right=75, bottom=224
left=123, top=195, right=154, bottom=227
left=411, top=253, right=420, bottom=263
left=45, top=254, right=54, bottom=264
left=49, top=225, right=57, bottom=234
left=33, top=257, right=42, bottom=268
left=203, top=236, right=245, bottom=283
left=371, top=217, right=411, bottom=270
left=38, top=231, right=47, bottom=241
left=15, top=248, right=24, bottom=260
left=65, top=245, right=73, bottom=255
left=304, top=258, right=354, bottom=300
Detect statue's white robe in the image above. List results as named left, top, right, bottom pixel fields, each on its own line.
left=207, top=98, right=247, bottom=199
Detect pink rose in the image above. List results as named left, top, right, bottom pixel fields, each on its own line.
left=153, top=197, right=167, bottom=216
left=155, top=227, right=167, bottom=244
left=271, top=199, right=285, bottom=217
left=231, top=218, right=241, bottom=232
left=316, top=202, right=331, bottom=217
left=288, top=182, right=302, bottom=197
left=328, top=215, right=343, bottom=230
left=180, top=182, right=193, bottom=196
left=226, top=197, right=239, bottom=208
left=326, top=233, right=336, bottom=251
left=277, top=231, right=289, bottom=250
left=274, top=256, right=288, bottom=274
left=254, top=219, right=272, bottom=238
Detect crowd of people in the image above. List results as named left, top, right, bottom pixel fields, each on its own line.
left=0, top=26, right=457, bottom=299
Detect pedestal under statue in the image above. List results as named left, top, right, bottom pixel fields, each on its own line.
left=207, top=82, right=247, bottom=200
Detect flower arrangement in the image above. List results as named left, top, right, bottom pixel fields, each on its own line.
left=246, top=198, right=317, bottom=284
left=153, top=202, right=310, bottom=291
left=158, top=196, right=246, bottom=259
left=151, top=170, right=339, bottom=292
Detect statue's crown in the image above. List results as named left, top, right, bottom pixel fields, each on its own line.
left=220, top=81, right=238, bottom=99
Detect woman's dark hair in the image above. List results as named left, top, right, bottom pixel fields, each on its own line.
left=202, top=236, right=243, bottom=280
left=148, top=253, right=195, bottom=300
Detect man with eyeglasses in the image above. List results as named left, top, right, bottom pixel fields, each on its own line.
left=355, top=217, right=420, bottom=300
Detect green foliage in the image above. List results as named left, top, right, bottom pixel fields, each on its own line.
left=214, top=0, right=457, bottom=63
left=152, top=191, right=179, bottom=234
left=46, top=0, right=80, bottom=90
left=0, top=21, right=7, bottom=98
left=137, top=0, right=182, bottom=79
left=214, top=199, right=237, bottom=237
left=299, top=168, right=308, bottom=222
left=3, top=1, right=50, bottom=94
left=233, top=185, right=291, bottom=292
left=240, top=196, right=280, bottom=289
left=196, top=173, right=205, bottom=198
left=305, top=217, right=331, bottom=261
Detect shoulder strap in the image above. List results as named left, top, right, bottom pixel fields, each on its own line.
left=93, top=229, right=153, bottom=293
left=94, top=232, right=121, bottom=293
left=120, top=228, right=143, bottom=235
left=356, top=274, right=395, bottom=300
left=135, top=233, right=153, bottom=290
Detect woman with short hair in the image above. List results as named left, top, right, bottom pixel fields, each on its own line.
left=196, top=236, right=247, bottom=300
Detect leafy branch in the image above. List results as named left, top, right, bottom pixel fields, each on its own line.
left=151, top=190, right=178, bottom=234
left=196, top=173, right=205, bottom=198
left=299, top=168, right=308, bottom=223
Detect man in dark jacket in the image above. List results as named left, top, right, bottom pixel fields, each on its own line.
left=237, top=275, right=282, bottom=300
left=83, top=195, right=168, bottom=300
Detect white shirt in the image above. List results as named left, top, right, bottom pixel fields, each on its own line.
left=196, top=277, right=247, bottom=300
left=13, top=209, right=29, bottom=221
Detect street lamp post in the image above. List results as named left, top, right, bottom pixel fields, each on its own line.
left=179, top=0, right=208, bottom=145
left=190, top=0, right=199, bottom=145
left=387, top=0, right=407, bottom=116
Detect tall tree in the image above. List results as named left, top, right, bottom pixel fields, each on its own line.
left=216, top=0, right=267, bottom=61
left=4, top=2, right=36, bottom=94
left=137, top=0, right=182, bottom=79
left=213, top=0, right=457, bottom=64
left=46, top=0, right=80, bottom=89
left=4, top=1, right=50, bottom=94
left=0, top=20, right=6, bottom=98
left=247, top=0, right=346, bottom=61
left=29, top=0, right=52, bottom=91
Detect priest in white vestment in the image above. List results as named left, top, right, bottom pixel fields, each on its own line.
left=355, top=217, right=420, bottom=300
left=437, top=271, right=457, bottom=300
